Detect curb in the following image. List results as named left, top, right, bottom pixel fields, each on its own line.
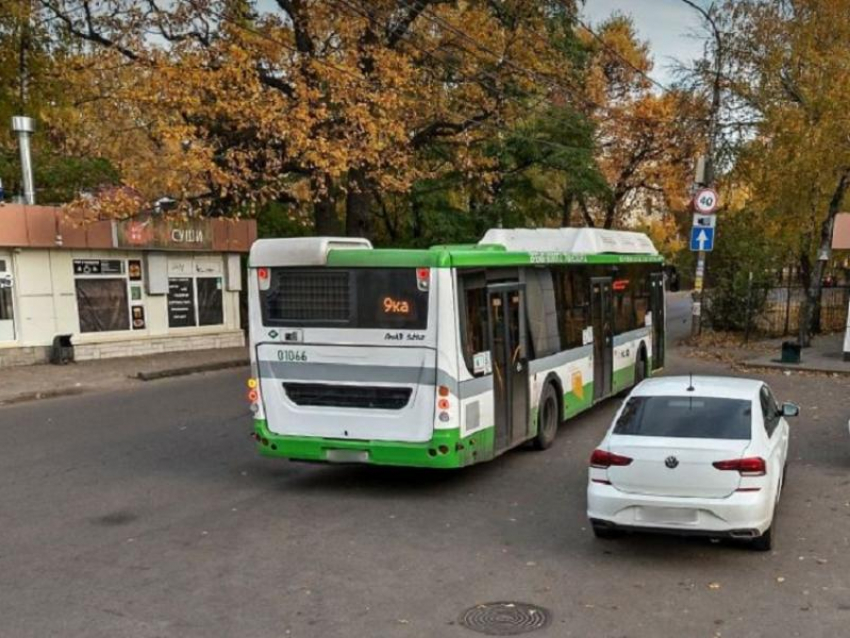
left=0, top=359, right=250, bottom=406
left=135, top=358, right=249, bottom=381
left=739, top=360, right=850, bottom=376
left=0, top=386, right=88, bottom=406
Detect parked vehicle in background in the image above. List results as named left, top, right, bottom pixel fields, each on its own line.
left=246, top=228, right=666, bottom=468
left=588, top=376, right=797, bottom=550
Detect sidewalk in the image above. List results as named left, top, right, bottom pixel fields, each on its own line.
left=0, top=347, right=249, bottom=406
left=740, top=333, right=849, bottom=375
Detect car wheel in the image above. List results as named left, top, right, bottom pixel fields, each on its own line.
left=532, top=383, right=560, bottom=451
left=751, top=526, right=772, bottom=552
left=592, top=523, right=620, bottom=540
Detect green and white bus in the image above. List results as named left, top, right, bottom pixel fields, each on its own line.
left=247, top=228, right=665, bottom=469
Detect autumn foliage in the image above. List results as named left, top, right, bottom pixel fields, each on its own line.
left=1, top=0, right=706, bottom=251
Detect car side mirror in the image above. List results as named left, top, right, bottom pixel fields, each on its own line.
left=780, top=402, right=800, bottom=418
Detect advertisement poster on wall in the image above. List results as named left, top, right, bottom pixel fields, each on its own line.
left=131, top=305, right=146, bottom=330
left=128, top=259, right=143, bottom=281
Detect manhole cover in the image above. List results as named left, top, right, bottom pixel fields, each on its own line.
left=459, top=602, right=551, bottom=635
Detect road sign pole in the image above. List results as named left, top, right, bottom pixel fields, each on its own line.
left=689, top=186, right=718, bottom=338
left=691, top=250, right=706, bottom=337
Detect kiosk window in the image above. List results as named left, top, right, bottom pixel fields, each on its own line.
left=168, top=276, right=224, bottom=327
left=76, top=279, right=130, bottom=332
left=0, top=288, right=13, bottom=321
left=197, top=278, right=224, bottom=326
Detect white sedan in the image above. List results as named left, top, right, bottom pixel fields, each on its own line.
left=587, top=376, right=798, bottom=551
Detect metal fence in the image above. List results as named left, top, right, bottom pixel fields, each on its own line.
left=747, top=285, right=849, bottom=337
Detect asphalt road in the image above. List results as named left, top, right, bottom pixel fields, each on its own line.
left=2, top=338, right=849, bottom=637
left=665, top=291, right=693, bottom=344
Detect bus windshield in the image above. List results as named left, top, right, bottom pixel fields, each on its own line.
left=260, top=267, right=430, bottom=330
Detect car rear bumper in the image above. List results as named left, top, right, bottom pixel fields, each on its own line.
left=587, top=481, right=774, bottom=536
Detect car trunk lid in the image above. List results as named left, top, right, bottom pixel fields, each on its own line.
left=607, top=435, right=749, bottom=498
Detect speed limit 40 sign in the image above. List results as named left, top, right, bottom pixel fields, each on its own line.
left=693, top=188, right=719, bottom=214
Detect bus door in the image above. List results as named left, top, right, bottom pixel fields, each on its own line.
left=487, top=284, right=529, bottom=452
left=649, top=272, right=665, bottom=369
left=591, top=277, right=613, bottom=400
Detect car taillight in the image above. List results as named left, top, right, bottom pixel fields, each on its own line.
left=590, top=449, right=633, bottom=469
left=713, top=457, right=767, bottom=476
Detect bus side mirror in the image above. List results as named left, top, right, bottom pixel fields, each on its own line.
left=781, top=402, right=800, bottom=418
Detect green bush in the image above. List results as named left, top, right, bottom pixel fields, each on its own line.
left=703, top=211, right=781, bottom=331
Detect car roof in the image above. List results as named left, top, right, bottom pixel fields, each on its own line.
left=632, top=376, right=763, bottom=401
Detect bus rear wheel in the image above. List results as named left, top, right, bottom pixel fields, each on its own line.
left=634, top=350, right=647, bottom=386
left=532, top=383, right=560, bottom=450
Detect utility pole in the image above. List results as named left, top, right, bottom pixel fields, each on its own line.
left=12, top=0, right=36, bottom=205
left=12, top=117, right=36, bottom=205
left=682, top=0, right=723, bottom=338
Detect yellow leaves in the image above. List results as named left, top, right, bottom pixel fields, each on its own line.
left=35, top=1, right=670, bottom=226
left=725, top=0, right=850, bottom=256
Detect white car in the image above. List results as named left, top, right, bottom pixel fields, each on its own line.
left=587, top=376, right=798, bottom=551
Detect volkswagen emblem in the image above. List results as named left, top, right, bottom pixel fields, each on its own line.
left=665, top=456, right=679, bottom=469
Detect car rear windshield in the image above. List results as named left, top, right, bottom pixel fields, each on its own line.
left=613, top=396, right=752, bottom=440
left=261, top=267, right=429, bottom=330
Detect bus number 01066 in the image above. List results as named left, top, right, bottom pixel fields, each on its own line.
left=277, top=350, right=308, bottom=362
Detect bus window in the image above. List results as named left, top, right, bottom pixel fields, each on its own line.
left=261, top=268, right=429, bottom=329
left=461, top=287, right=488, bottom=375
left=524, top=268, right=559, bottom=359
left=632, top=266, right=651, bottom=327
left=553, top=267, right=590, bottom=349
left=613, top=278, right=635, bottom=334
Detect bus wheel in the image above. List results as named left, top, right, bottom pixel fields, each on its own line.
left=532, top=384, right=560, bottom=450
left=634, top=351, right=647, bottom=386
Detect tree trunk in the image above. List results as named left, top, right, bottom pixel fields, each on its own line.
left=411, top=198, right=423, bottom=242
left=603, top=199, right=617, bottom=229
left=797, top=251, right=813, bottom=347
left=374, top=190, right=397, bottom=241
left=798, top=168, right=850, bottom=347
left=312, top=174, right=340, bottom=235
left=561, top=191, right=574, bottom=227
left=578, top=195, right=595, bottom=227
left=345, top=168, right=372, bottom=239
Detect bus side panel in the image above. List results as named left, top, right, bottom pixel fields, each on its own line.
left=452, top=268, right=497, bottom=465
left=435, top=267, right=460, bottom=434
left=611, top=327, right=652, bottom=394
left=529, top=349, right=594, bottom=423
left=247, top=267, right=266, bottom=422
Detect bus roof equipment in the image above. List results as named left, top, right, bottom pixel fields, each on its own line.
left=480, top=228, right=658, bottom=256
left=250, top=236, right=372, bottom=268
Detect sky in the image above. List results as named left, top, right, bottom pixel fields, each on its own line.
left=582, top=0, right=709, bottom=87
